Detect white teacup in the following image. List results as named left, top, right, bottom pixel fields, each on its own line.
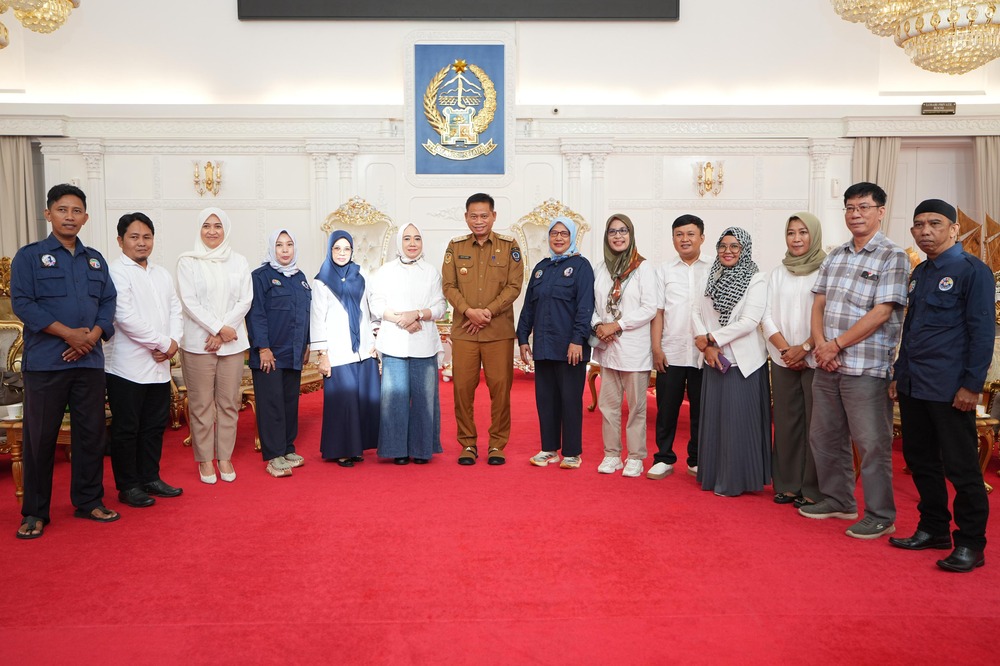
left=7, top=403, right=23, bottom=419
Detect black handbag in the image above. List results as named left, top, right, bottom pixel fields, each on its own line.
left=0, top=371, right=23, bottom=406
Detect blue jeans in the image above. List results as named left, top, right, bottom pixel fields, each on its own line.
left=377, top=354, right=441, bottom=460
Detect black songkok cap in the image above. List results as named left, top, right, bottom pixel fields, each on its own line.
left=913, top=198, right=957, bottom=223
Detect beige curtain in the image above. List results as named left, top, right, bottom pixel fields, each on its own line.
left=975, top=136, right=1000, bottom=223
left=0, top=136, right=38, bottom=257
left=852, top=137, right=901, bottom=233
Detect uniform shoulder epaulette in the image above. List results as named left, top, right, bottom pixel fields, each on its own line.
left=496, top=233, right=514, bottom=242
left=450, top=233, right=471, bottom=243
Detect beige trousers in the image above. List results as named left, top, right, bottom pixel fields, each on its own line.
left=598, top=368, right=648, bottom=460
left=182, top=351, right=245, bottom=463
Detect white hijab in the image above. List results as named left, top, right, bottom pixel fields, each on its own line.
left=177, top=208, right=235, bottom=318
left=264, top=228, right=300, bottom=277
left=396, top=223, right=424, bottom=266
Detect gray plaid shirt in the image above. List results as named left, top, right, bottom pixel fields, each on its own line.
left=812, top=232, right=909, bottom=378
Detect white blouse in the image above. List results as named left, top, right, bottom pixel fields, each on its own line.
left=176, top=253, right=252, bottom=356
left=104, top=255, right=183, bottom=384
left=761, top=267, right=820, bottom=369
left=310, top=277, right=377, bottom=368
left=368, top=259, right=446, bottom=359
left=692, top=272, right=768, bottom=378
left=591, top=260, right=658, bottom=372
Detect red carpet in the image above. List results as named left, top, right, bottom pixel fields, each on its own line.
left=1, top=372, right=998, bottom=664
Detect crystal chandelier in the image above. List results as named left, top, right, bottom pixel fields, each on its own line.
left=0, top=1, right=80, bottom=49
left=830, top=1, right=1000, bottom=75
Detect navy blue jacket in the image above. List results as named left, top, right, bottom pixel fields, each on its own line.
left=11, top=234, right=116, bottom=371
left=893, top=243, right=995, bottom=401
left=517, top=255, right=595, bottom=363
left=246, top=265, right=312, bottom=371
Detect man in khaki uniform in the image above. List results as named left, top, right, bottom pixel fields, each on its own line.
left=442, top=193, right=524, bottom=465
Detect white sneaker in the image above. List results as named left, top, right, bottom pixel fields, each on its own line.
left=529, top=451, right=561, bottom=467
left=647, top=462, right=674, bottom=479
left=687, top=465, right=698, bottom=476
left=597, top=456, right=624, bottom=474
left=622, top=459, right=644, bottom=477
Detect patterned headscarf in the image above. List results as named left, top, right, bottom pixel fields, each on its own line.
left=781, top=212, right=826, bottom=276
left=264, top=228, right=300, bottom=277
left=315, top=230, right=364, bottom=353
left=548, top=216, right=578, bottom=263
left=602, top=214, right=645, bottom=315
left=705, top=226, right=758, bottom=326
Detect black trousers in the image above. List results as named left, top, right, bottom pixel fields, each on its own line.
left=106, top=373, right=170, bottom=491
left=21, top=368, right=107, bottom=522
left=653, top=364, right=702, bottom=467
left=534, top=359, right=586, bottom=457
left=250, top=367, right=302, bottom=461
left=898, top=391, right=989, bottom=551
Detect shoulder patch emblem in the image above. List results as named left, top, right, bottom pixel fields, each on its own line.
left=41, top=254, right=57, bottom=267
left=563, top=266, right=574, bottom=277
left=511, top=248, right=521, bottom=263
left=534, top=269, right=543, bottom=279
left=444, top=252, right=453, bottom=264
left=301, top=280, right=311, bottom=290
left=908, top=279, right=916, bottom=294
left=271, top=278, right=282, bottom=286
left=88, top=258, right=102, bottom=270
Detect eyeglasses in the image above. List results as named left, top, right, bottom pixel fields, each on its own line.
left=549, top=230, right=571, bottom=239
left=607, top=228, right=630, bottom=237
left=717, top=243, right=742, bottom=253
left=844, top=203, right=882, bottom=214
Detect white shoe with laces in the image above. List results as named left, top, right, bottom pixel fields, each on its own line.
left=622, top=459, right=644, bottom=477
left=597, top=456, right=624, bottom=474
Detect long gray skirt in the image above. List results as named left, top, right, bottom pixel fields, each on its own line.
left=697, top=362, right=772, bottom=496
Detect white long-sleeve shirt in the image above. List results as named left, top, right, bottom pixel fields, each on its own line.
left=655, top=254, right=712, bottom=368
left=104, top=255, right=184, bottom=384
left=761, top=267, right=819, bottom=369
left=591, top=260, right=658, bottom=372
left=176, top=253, right=252, bottom=356
left=368, top=260, right=446, bottom=359
left=310, top=277, right=377, bottom=368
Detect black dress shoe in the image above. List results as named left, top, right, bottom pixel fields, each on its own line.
left=394, top=457, right=410, bottom=465
left=350, top=455, right=365, bottom=463
left=335, top=458, right=355, bottom=467
left=118, top=487, right=155, bottom=508
left=773, top=493, right=800, bottom=505
left=143, top=480, right=183, bottom=498
left=888, top=530, right=952, bottom=551
left=487, top=455, right=506, bottom=466
left=457, top=456, right=476, bottom=466
left=937, top=546, right=985, bottom=573
left=413, top=458, right=429, bottom=465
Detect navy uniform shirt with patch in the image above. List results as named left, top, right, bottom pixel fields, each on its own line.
left=893, top=243, right=995, bottom=402
left=516, top=255, right=595, bottom=363
left=246, top=264, right=312, bottom=371
left=10, top=234, right=117, bottom=371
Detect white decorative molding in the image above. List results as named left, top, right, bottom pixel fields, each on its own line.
left=526, top=119, right=847, bottom=139
left=608, top=199, right=810, bottom=210
left=844, top=116, right=1000, bottom=137
left=427, top=205, right=466, bottom=220
left=0, top=116, right=67, bottom=136
left=255, top=156, right=266, bottom=199
left=309, top=152, right=330, bottom=178
left=564, top=153, right=583, bottom=178
left=63, top=119, right=388, bottom=139
left=152, top=156, right=162, bottom=200
left=105, top=199, right=310, bottom=210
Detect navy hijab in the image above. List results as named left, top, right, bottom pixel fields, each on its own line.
left=316, top=230, right=364, bottom=353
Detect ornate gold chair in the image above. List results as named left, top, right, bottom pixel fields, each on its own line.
left=321, top=196, right=397, bottom=275
left=511, top=198, right=589, bottom=284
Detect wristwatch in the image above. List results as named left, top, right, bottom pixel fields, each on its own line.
left=801, top=342, right=812, bottom=352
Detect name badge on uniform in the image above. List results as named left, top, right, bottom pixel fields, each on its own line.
left=458, top=255, right=472, bottom=260
left=938, top=277, right=954, bottom=291
left=271, top=278, right=282, bottom=286
left=41, top=254, right=56, bottom=267
left=88, top=258, right=102, bottom=270
left=459, top=267, right=469, bottom=276
left=563, top=266, right=574, bottom=277
left=534, top=269, right=543, bottom=279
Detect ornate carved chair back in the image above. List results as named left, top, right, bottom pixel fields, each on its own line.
left=321, top=196, right=397, bottom=275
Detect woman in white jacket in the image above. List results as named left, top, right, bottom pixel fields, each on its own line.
left=176, top=208, right=252, bottom=484
left=310, top=230, right=380, bottom=465
left=368, top=223, right=446, bottom=464
left=592, top=213, right=658, bottom=478
left=693, top=226, right=772, bottom=497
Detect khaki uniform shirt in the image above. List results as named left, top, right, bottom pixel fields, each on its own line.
left=442, top=231, right=524, bottom=341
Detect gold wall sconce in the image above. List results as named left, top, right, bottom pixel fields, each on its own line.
left=193, top=160, right=222, bottom=196
left=696, top=161, right=723, bottom=197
